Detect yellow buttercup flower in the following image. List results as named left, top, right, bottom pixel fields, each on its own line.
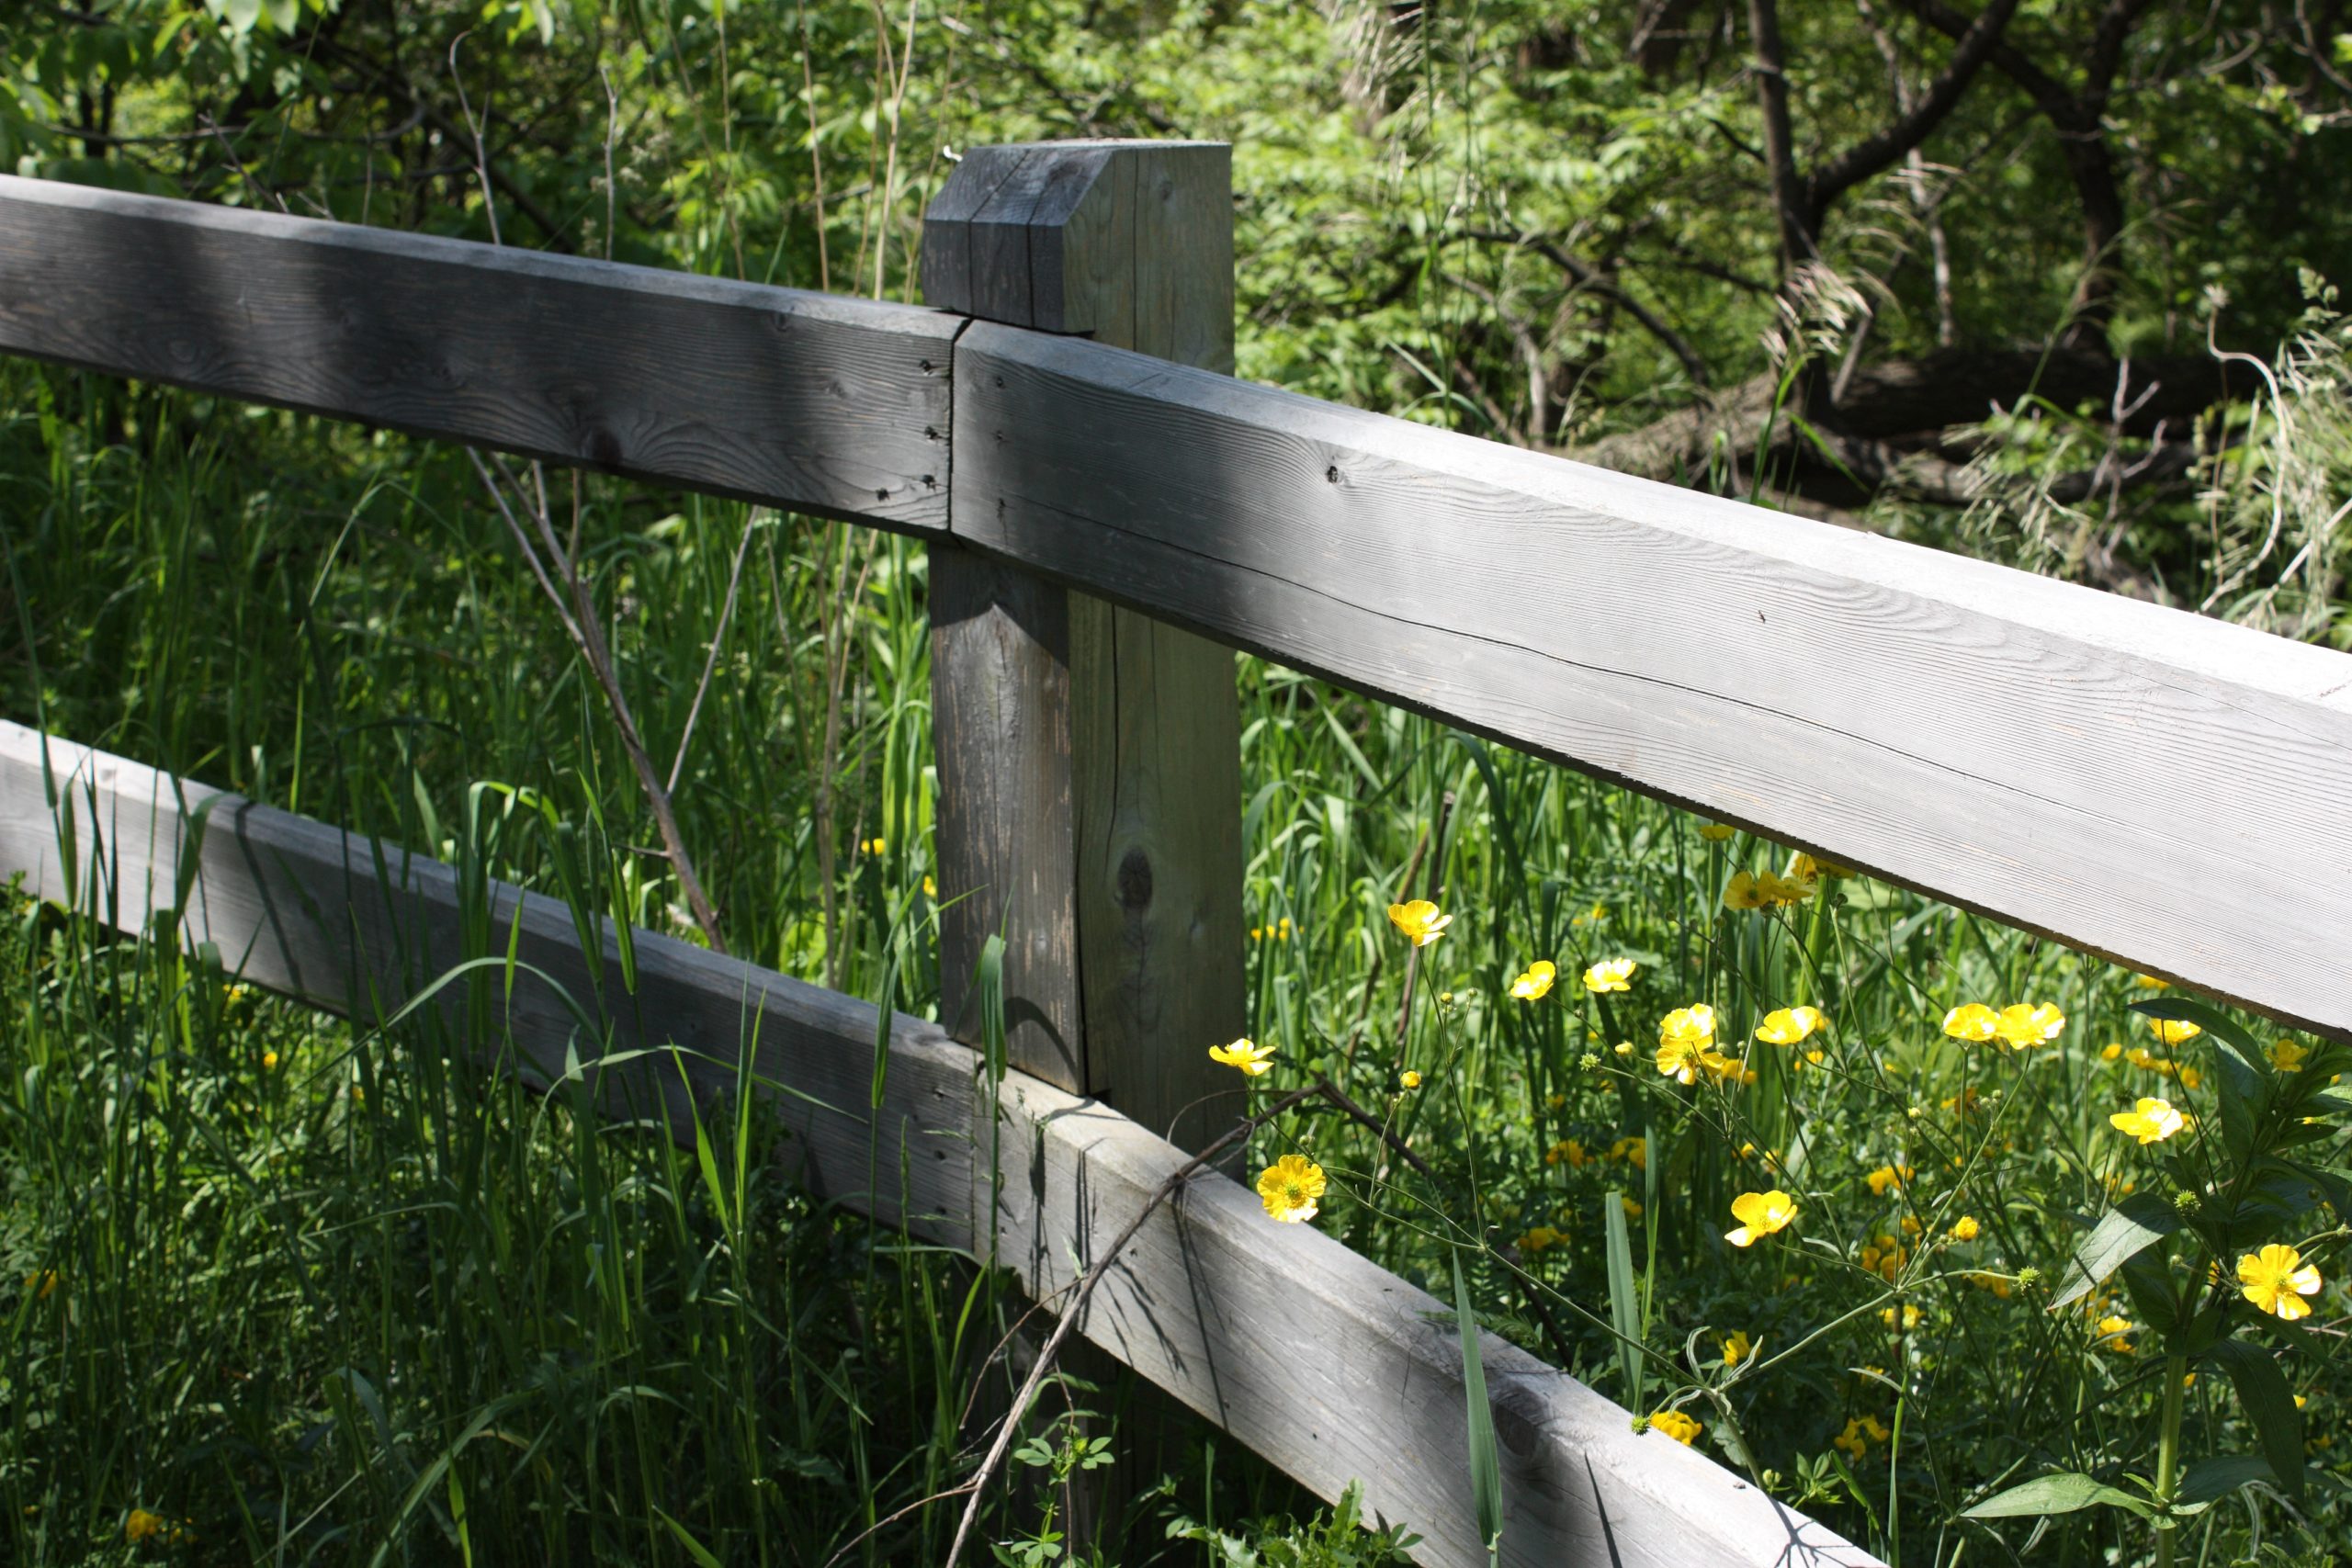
left=1611, top=1135, right=1646, bottom=1168
left=1833, top=1414, right=1890, bottom=1459
left=261, top=1050, right=280, bottom=1071
left=1582, top=957, right=1637, bottom=993
left=2134, top=974, right=2171, bottom=989
left=1881, top=1303, right=1923, bottom=1331
left=2109, top=1097, right=2186, bottom=1145
left=1865, top=1164, right=1914, bottom=1197
left=1510, top=961, right=1558, bottom=1001
left=1545, top=1138, right=1589, bottom=1167
left=1622, top=1196, right=1645, bottom=1220
left=1942, top=1003, right=1997, bottom=1042
left=1649, top=1409, right=1702, bottom=1444
left=1657, top=1037, right=1708, bottom=1085
left=1724, top=869, right=1812, bottom=910
left=1754, top=1006, right=1823, bottom=1045
left=2095, top=1314, right=2135, bottom=1352
left=1398, top=1070, right=1422, bottom=1089
left=2100, top=1042, right=2123, bottom=1062
left=2148, top=1016, right=2202, bottom=1046
left=1698, top=822, right=1736, bottom=841
left=2238, top=1244, right=2324, bottom=1321
left=1725, top=1190, right=1797, bottom=1247
left=1517, top=1224, right=1565, bottom=1253
left=1994, top=1002, right=2065, bottom=1049
left=1791, top=852, right=1856, bottom=880
left=2272, top=1039, right=2310, bottom=1072
left=1950, top=1214, right=1981, bottom=1241
left=1257, top=1155, right=1328, bottom=1224
left=1208, top=1037, right=1276, bottom=1077
left=1721, top=1329, right=1753, bottom=1367
left=922, top=874, right=937, bottom=897
left=126, top=1509, right=165, bottom=1542
left=1386, top=899, right=1452, bottom=947
left=1656, top=1004, right=1716, bottom=1084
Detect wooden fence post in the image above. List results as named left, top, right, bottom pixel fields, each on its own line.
left=922, top=141, right=1246, bottom=1543
left=924, top=141, right=1244, bottom=1152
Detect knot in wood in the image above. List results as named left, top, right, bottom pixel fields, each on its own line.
left=1115, top=848, right=1154, bottom=911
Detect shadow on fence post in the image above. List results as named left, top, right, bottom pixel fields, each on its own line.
left=923, top=140, right=1248, bottom=1551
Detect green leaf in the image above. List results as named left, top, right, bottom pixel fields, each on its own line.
left=1604, top=1190, right=1644, bottom=1413
left=2206, top=1338, right=2305, bottom=1500
left=2048, top=1193, right=2178, bottom=1312
left=1961, top=1472, right=2155, bottom=1520
left=1453, top=1251, right=1505, bottom=1562
left=2176, top=1454, right=2278, bottom=1506
left=652, top=1508, right=724, bottom=1568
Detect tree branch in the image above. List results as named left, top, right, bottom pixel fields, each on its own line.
left=1459, top=230, right=1713, bottom=388
left=1804, top=0, right=2018, bottom=221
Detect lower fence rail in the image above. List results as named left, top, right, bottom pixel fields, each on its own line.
left=0, top=718, right=1876, bottom=1568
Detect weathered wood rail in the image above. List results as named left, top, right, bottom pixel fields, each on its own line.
left=4, top=133, right=2347, bottom=1564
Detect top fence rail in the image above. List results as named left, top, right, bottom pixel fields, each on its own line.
left=3, top=170, right=2348, bottom=1042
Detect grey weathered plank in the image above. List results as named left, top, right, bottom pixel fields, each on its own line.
left=0, top=175, right=956, bottom=531
left=948, top=322, right=2352, bottom=1043
left=0, top=720, right=1878, bottom=1567
left=931, top=552, right=1087, bottom=1088
left=0, top=720, right=981, bottom=1241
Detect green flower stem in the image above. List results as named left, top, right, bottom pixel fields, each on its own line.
left=2154, top=1343, right=2188, bottom=1568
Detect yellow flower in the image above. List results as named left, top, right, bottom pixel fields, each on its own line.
left=2238, top=1244, right=2324, bottom=1321
left=1995, top=1002, right=2065, bottom=1049
left=1582, top=957, right=1637, bottom=993
left=2177, top=1066, right=2201, bottom=1090
left=1698, top=822, right=1736, bottom=841
left=1754, top=1006, right=1824, bottom=1045
left=2109, top=1097, right=2186, bottom=1145
left=1865, top=1164, right=1914, bottom=1197
left=1969, top=1270, right=2013, bottom=1299
left=1649, top=1408, right=1702, bottom=1444
left=24, top=1269, right=57, bottom=1301
left=2100, top=1042, right=2123, bottom=1062
left=1611, top=1136, right=1647, bottom=1168
left=2134, top=974, right=2172, bottom=990
left=126, top=1509, right=165, bottom=1542
left=1517, top=1224, right=1565, bottom=1253
left=2148, top=1016, right=2202, bottom=1046
left=1545, top=1138, right=1589, bottom=1168
left=1725, top=1190, right=1797, bottom=1247
left=922, top=874, right=937, bottom=897
left=1722, top=1329, right=1753, bottom=1367
left=1725, top=869, right=1813, bottom=909
left=1659, top=1004, right=1714, bottom=1047
left=1398, top=1070, right=1422, bottom=1089
left=1950, top=1215, right=1981, bottom=1241
left=1510, top=961, right=1558, bottom=1001
left=1941, top=1003, right=1997, bottom=1042
left=1612, top=1040, right=1634, bottom=1056
left=1899, top=1213, right=1922, bottom=1236
left=1256, top=1155, right=1328, bottom=1224
left=1571, top=901, right=1608, bottom=926
left=1791, top=852, right=1857, bottom=880
left=2095, top=1314, right=2135, bottom=1352
left=1386, top=899, right=1452, bottom=947
left=1833, top=1414, right=1891, bottom=1458
left=2271, top=1039, right=2310, bottom=1073
left=1208, top=1037, right=1276, bottom=1077
left=861, top=836, right=887, bottom=855
left=261, top=1050, right=279, bottom=1071
left=1622, top=1196, right=1645, bottom=1220
left=1881, top=1303, right=1923, bottom=1331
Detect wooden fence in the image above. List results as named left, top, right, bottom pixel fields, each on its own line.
left=3, top=137, right=2347, bottom=1566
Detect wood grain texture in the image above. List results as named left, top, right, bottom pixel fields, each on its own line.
left=0, top=719, right=1872, bottom=1566
left=0, top=176, right=956, bottom=531
left=0, top=721, right=981, bottom=1243
left=949, top=322, right=2352, bottom=1043
left=930, top=548, right=1086, bottom=1089
left=988, top=1072, right=1882, bottom=1568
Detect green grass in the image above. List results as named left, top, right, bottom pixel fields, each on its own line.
left=5, top=361, right=2348, bottom=1568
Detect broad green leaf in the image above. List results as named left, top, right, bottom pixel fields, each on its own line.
left=1453, top=1252, right=1504, bottom=1562
left=2206, top=1337, right=2305, bottom=1500
left=2176, top=1454, right=2278, bottom=1506
left=2049, top=1193, right=2178, bottom=1312
left=1961, top=1471, right=2155, bottom=1520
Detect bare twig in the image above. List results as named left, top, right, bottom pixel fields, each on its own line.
left=666, top=513, right=761, bottom=795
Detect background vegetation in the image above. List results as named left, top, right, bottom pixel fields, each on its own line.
left=3, top=2, right=2349, bottom=1564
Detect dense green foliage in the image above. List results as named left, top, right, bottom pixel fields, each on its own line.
left=4, top=2, right=2351, bottom=1565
